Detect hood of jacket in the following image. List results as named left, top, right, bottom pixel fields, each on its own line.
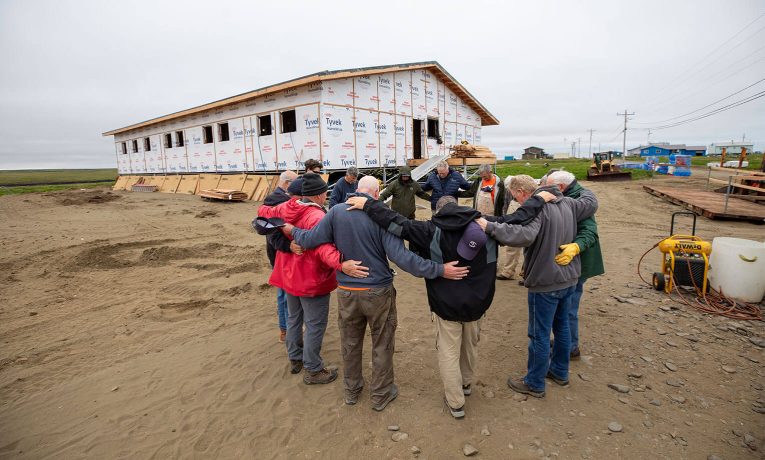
left=431, top=202, right=482, bottom=231
left=397, top=166, right=413, bottom=184
left=533, top=184, right=564, bottom=202
left=263, top=186, right=290, bottom=206
left=562, top=180, right=584, bottom=198
left=278, top=197, right=326, bottom=222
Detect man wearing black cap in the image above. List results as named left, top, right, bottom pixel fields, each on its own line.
left=258, top=173, right=369, bottom=385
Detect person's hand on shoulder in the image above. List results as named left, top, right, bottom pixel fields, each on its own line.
left=345, top=196, right=368, bottom=210
left=537, top=191, right=556, bottom=202
left=290, top=241, right=304, bottom=255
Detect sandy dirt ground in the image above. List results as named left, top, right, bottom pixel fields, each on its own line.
left=0, top=173, right=763, bottom=459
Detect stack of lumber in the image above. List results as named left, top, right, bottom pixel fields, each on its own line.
left=449, top=143, right=495, bottom=158
left=131, top=183, right=158, bottom=192
left=199, top=189, right=249, bottom=202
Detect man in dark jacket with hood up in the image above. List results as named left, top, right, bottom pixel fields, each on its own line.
left=378, top=166, right=431, bottom=219
left=345, top=191, right=554, bottom=419
left=421, top=161, right=471, bottom=210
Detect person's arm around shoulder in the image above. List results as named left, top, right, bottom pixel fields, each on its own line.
left=420, top=173, right=434, bottom=192
left=289, top=207, right=336, bottom=249
left=478, top=215, right=541, bottom=247
left=571, top=188, right=599, bottom=221
left=574, top=216, right=599, bottom=252
left=455, top=171, right=471, bottom=190
left=380, top=231, right=468, bottom=280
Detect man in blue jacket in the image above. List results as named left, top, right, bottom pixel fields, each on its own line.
left=328, top=166, right=358, bottom=208
left=421, top=161, right=470, bottom=210
left=284, top=176, right=469, bottom=412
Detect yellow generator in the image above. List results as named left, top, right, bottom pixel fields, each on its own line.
left=652, top=212, right=712, bottom=294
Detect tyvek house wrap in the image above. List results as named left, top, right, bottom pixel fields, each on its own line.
left=320, top=104, right=355, bottom=170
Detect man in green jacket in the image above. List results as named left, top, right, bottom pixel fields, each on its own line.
left=546, top=171, right=605, bottom=359
left=379, top=166, right=431, bottom=219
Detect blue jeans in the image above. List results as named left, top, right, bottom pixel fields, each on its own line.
left=285, top=293, right=330, bottom=373
left=524, top=285, right=576, bottom=391
left=569, top=280, right=585, bottom=349
left=276, top=288, right=288, bottom=331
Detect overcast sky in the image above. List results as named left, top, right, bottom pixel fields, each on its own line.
left=1, top=0, right=763, bottom=169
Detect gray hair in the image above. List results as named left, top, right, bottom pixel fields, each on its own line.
left=509, top=174, right=537, bottom=194
left=435, top=195, right=457, bottom=212
left=503, top=175, right=514, bottom=188
left=279, top=170, right=297, bottom=183
left=477, top=164, right=492, bottom=174
left=346, top=166, right=359, bottom=177
left=547, top=170, right=576, bottom=187
left=436, top=160, right=449, bottom=170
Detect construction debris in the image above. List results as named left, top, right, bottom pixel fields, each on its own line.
left=449, top=143, right=495, bottom=159
left=198, top=189, right=249, bottom=202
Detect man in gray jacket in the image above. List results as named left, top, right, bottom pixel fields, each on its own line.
left=285, top=176, right=469, bottom=412
left=476, top=174, right=598, bottom=398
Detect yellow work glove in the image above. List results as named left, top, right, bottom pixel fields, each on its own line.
left=555, top=243, right=580, bottom=266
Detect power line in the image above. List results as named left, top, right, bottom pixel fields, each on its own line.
left=646, top=12, right=765, bottom=102
left=638, top=46, right=765, bottom=115
left=648, top=90, right=765, bottom=130
left=636, top=77, right=765, bottom=124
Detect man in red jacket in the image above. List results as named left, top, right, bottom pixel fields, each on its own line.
left=259, top=173, right=368, bottom=384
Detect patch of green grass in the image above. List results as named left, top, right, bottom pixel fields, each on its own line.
left=495, top=158, right=651, bottom=181
left=0, top=182, right=114, bottom=196
left=0, top=169, right=118, bottom=186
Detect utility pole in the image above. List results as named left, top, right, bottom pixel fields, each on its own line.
left=647, top=128, right=652, bottom=145
left=571, top=142, right=576, bottom=158
left=577, top=137, right=581, bottom=157
left=587, top=129, right=595, bottom=157
left=617, top=109, right=635, bottom=160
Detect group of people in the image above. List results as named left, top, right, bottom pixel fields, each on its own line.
left=255, top=158, right=604, bottom=418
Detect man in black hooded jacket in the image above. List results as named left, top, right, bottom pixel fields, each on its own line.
left=345, top=190, right=553, bottom=418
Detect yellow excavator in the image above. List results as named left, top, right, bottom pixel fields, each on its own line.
left=587, top=151, right=632, bottom=181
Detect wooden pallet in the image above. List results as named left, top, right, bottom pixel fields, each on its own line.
left=643, top=185, right=765, bottom=223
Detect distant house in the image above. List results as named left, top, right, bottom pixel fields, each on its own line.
left=708, top=142, right=754, bottom=156
left=639, top=143, right=706, bottom=157
left=522, top=146, right=547, bottom=160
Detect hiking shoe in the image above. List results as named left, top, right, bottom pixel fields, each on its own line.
left=279, top=329, right=286, bottom=343
left=289, top=360, right=303, bottom=375
left=507, top=377, right=545, bottom=398
left=545, top=371, right=570, bottom=386
left=303, top=368, right=338, bottom=385
left=344, top=388, right=362, bottom=406
left=462, top=384, right=472, bottom=396
left=444, top=397, right=465, bottom=419
left=372, top=384, right=399, bottom=412
left=496, top=274, right=510, bottom=280
left=570, top=346, right=581, bottom=360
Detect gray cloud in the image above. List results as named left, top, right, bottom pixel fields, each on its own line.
left=1, top=0, right=763, bottom=169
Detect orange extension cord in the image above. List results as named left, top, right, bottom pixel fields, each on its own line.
left=637, top=244, right=763, bottom=321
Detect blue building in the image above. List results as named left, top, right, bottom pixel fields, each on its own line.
left=639, top=143, right=706, bottom=157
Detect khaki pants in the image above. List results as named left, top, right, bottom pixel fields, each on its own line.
left=435, top=315, right=481, bottom=409
left=336, top=285, right=397, bottom=406
left=498, top=245, right=523, bottom=279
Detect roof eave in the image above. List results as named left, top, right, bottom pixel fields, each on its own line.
left=103, top=62, right=499, bottom=137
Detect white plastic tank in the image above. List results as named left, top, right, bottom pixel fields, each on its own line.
left=708, top=237, right=765, bottom=303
